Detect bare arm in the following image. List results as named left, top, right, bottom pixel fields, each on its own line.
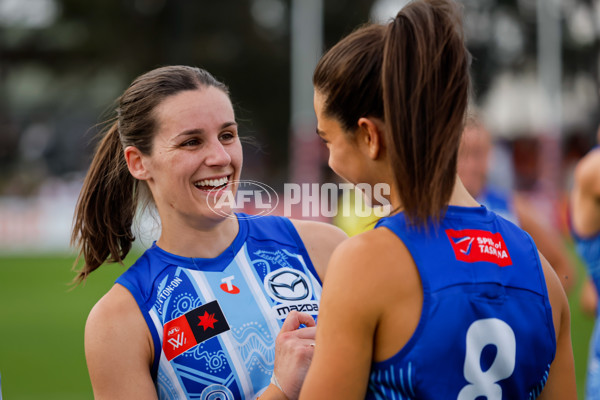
left=290, top=219, right=348, bottom=280
left=537, top=252, right=577, bottom=399
left=299, top=233, right=389, bottom=399
left=570, top=149, right=600, bottom=237
left=580, top=276, right=598, bottom=318
left=514, top=194, right=576, bottom=294
left=85, top=284, right=157, bottom=400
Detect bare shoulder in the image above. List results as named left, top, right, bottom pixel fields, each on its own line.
left=290, top=218, right=348, bottom=244
left=318, top=228, right=407, bottom=309
left=86, top=283, right=153, bottom=365
left=332, top=226, right=399, bottom=257
left=326, top=226, right=414, bottom=286
left=86, top=283, right=147, bottom=335
left=575, top=149, right=600, bottom=190
left=85, top=284, right=156, bottom=399
left=289, top=219, right=348, bottom=279
left=320, top=225, right=421, bottom=341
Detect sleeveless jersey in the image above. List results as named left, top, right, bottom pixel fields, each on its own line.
left=116, top=214, right=321, bottom=399
left=367, top=205, right=556, bottom=400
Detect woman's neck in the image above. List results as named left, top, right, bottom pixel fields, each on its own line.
left=448, top=176, right=480, bottom=207
left=387, top=175, right=479, bottom=211
left=156, top=215, right=240, bottom=258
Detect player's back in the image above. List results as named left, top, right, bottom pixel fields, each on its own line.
left=367, top=205, right=555, bottom=400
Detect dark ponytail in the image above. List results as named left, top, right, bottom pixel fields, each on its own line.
left=313, top=0, right=471, bottom=227
left=382, top=0, right=471, bottom=226
left=71, top=122, right=137, bottom=283
left=71, top=65, right=230, bottom=283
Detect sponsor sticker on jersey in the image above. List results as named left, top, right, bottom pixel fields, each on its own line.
left=163, top=300, right=230, bottom=361
left=446, top=229, right=512, bottom=267
left=220, top=275, right=240, bottom=294
left=264, top=268, right=319, bottom=319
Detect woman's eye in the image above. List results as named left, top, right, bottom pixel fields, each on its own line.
left=181, top=139, right=200, bottom=147
left=220, top=132, right=236, bottom=142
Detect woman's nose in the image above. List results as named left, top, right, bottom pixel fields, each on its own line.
left=205, top=139, right=231, bottom=166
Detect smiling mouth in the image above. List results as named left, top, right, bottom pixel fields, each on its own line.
left=193, top=176, right=231, bottom=191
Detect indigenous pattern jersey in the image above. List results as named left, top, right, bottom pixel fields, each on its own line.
left=116, top=214, right=321, bottom=399
left=368, top=206, right=556, bottom=400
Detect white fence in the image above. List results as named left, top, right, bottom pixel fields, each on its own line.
left=0, top=181, right=158, bottom=254
left=0, top=193, right=76, bottom=253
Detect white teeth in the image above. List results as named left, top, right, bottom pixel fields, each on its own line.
left=195, top=176, right=229, bottom=188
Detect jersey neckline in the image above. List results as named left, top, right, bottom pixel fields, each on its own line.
left=148, top=214, right=249, bottom=272
left=444, top=204, right=494, bottom=221
left=376, top=204, right=495, bottom=227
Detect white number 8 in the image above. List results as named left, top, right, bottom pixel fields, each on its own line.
left=457, top=318, right=516, bottom=400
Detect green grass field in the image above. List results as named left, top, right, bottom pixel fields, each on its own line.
left=0, top=253, right=137, bottom=400
left=0, top=249, right=595, bottom=399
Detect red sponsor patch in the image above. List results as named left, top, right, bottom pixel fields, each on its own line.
left=163, top=314, right=196, bottom=361
left=220, top=283, right=240, bottom=294
left=162, top=300, right=230, bottom=361
left=445, top=229, right=512, bottom=267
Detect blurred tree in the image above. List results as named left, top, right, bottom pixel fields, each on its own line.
left=0, top=0, right=598, bottom=194
left=0, top=0, right=377, bottom=191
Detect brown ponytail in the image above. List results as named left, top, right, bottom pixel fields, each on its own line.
left=313, top=0, right=471, bottom=227
left=382, top=0, right=471, bottom=226
left=71, top=121, right=137, bottom=283
left=71, top=65, right=230, bottom=283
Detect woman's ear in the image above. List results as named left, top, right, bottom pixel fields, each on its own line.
left=124, top=146, right=150, bottom=180
left=357, top=117, right=385, bottom=160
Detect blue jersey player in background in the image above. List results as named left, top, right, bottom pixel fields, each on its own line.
left=457, top=115, right=576, bottom=294
left=299, top=0, right=576, bottom=398
left=71, top=65, right=347, bottom=399
left=570, top=125, right=600, bottom=400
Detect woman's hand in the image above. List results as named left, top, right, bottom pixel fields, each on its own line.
left=272, top=311, right=317, bottom=399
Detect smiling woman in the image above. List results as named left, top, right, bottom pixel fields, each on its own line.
left=70, top=65, right=347, bottom=400
left=124, top=86, right=244, bottom=250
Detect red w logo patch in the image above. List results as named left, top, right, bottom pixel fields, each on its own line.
left=446, top=229, right=512, bottom=267
left=163, top=300, right=230, bottom=361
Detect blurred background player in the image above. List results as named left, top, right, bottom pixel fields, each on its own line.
left=570, top=125, right=600, bottom=399
left=458, top=114, right=576, bottom=294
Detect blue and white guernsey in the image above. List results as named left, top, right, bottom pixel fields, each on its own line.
left=368, top=205, right=556, bottom=400
left=116, top=214, right=321, bottom=399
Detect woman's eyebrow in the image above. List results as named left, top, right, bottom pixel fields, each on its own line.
left=175, top=121, right=238, bottom=138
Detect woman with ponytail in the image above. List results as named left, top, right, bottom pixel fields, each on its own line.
left=298, top=0, right=576, bottom=398
left=71, top=65, right=346, bottom=399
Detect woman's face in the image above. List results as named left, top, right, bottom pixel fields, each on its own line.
left=313, top=90, right=368, bottom=185
left=141, top=86, right=243, bottom=225
left=457, top=124, right=490, bottom=198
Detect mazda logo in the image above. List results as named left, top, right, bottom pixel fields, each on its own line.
left=265, top=269, right=311, bottom=302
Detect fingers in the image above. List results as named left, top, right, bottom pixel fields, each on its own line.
left=293, top=326, right=316, bottom=340
left=280, top=311, right=316, bottom=333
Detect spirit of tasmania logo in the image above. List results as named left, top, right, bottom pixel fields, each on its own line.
left=445, top=229, right=512, bottom=267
